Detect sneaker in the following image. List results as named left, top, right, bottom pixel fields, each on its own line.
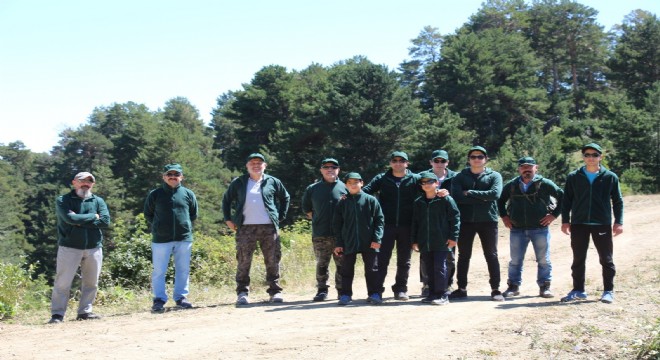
left=539, top=282, right=554, bottom=298
left=151, top=299, right=166, bottom=313
left=76, top=312, right=102, bottom=320
left=431, top=297, right=449, bottom=305
left=421, top=296, right=434, bottom=303
left=236, top=292, right=249, bottom=305
left=313, top=291, right=328, bottom=302
left=175, top=298, right=193, bottom=309
left=502, top=284, right=520, bottom=298
left=421, top=285, right=430, bottom=297
left=394, top=291, right=409, bottom=301
left=270, top=292, right=284, bottom=303
left=338, top=295, right=352, bottom=305
left=448, top=289, right=467, bottom=299
left=368, top=293, right=383, bottom=305
left=600, top=291, right=614, bottom=304
left=491, top=290, right=505, bottom=302
left=560, top=290, right=588, bottom=302
left=48, top=314, right=64, bottom=324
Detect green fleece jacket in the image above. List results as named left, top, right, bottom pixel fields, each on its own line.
left=144, top=183, right=198, bottom=243
left=498, top=175, right=564, bottom=229
left=561, top=166, right=623, bottom=225
left=301, top=179, right=347, bottom=237
left=450, top=167, right=502, bottom=223
left=222, top=174, right=290, bottom=231
left=362, top=169, right=421, bottom=227
left=411, top=195, right=461, bottom=253
left=56, top=191, right=111, bottom=249
left=332, top=192, right=384, bottom=255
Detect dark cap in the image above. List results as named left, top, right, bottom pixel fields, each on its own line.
left=74, top=171, right=95, bottom=182
left=468, top=146, right=488, bottom=157
left=162, top=164, right=183, bottom=174
left=321, top=158, right=339, bottom=166
left=343, top=172, right=362, bottom=181
left=390, top=151, right=409, bottom=161
left=517, top=157, right=537, bottom=166
left=418, top=171, right=436, bottom=181
left=247, top=153, right=266, bottom=162
left=431, top=150, right=449, bottom=160
left=581, top=143, right=602, bottom=154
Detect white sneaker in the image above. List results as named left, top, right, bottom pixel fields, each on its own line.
left=236, top=292, right=249, bottom=305
left=270, top=292, right=284, bottom=303
left=431, top=297, right=449, bottom=305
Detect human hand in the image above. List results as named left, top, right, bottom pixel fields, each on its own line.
left=561, top=223, right=571, bottom=235
left=539, top=214, right=556, bottom=227
left=501, top=216, right=512, bottom=229
left=370, top=242, right=381, bottom=249
left=412, top=243, right=419, bottom=252
left=334, top=247, right=343, bottom=256
left=613, top=224, right=623, bottom=237
left=447, top=240, right=457, bottom=248
left=225, top=220, right=237, bottom=231
left=435, top=189, right=449, bottom=198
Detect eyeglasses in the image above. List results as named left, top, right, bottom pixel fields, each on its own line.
left=582, top=153, right=600, bottom=158
left=420, top=180, right=437, bottom=185
left=77, top=179, right=94, bottom=184
left=166, top=172, right=182, bottom=177
left=469, top=155, right=486, bottom=160
left=322, top=165, right=339, bottom=170
left=390, top=159, right=407, bottom=163
left=432, top=158, right=448, bottom=164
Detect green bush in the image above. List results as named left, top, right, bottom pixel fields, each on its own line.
left=0, top=261, right=49, bottom=319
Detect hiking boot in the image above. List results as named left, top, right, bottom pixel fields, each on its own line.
left=270, top=292, right=284, bottom=303
left=236, top=292, right=249, bottom=305
left=431, top=297, right=449, bottom=305
left=502, top=284, right=520, bottom=298
left=600, top=290, right=614, bottom=304
left=421, top=285, right=430, bottom=297
left=338, top=295, right=352, bottom=305
left=151, top=299, right=166, bottom=313
left=448, top=289, right=467, bottom=300
left=48, top=314, right=64, bottom=324
left=175, top=298, right=193, bottom=309
left=561, top=290, right=588, bottom=302
left=368, top=293, right=383, bottom=305
left=76, top=312, right=102, bottom=320
left=539, top=282, right=554, bottom=298
left=313, top=291, right=328, bottom=302
left=491, top=290, right=505, bottom=302
left=394, top=291, right=409, bottom=301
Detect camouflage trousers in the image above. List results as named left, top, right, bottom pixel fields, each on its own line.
left=235, top=224, right=282, bottom=296
left=312, top=236, right=343, bottom=293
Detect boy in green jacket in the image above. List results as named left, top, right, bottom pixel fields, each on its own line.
left=333, top=172, right=384, bottom=305
left=412, top=172, right=460, bottom=305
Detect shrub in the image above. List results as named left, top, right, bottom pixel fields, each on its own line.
left=0, top=260, right=49, bottom=320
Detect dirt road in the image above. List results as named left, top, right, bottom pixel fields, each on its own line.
left=1, top=195, right=658, bottom=359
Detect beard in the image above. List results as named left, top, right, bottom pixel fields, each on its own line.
left=522, top=172, right=533, bottom=181
left=76, top=187, right=93, bottom=199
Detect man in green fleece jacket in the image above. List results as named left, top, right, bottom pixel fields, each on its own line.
left=560, top=143, right=623, bottom=304
left=144, top=163, right=198, bottom=312
left=49, top=171, right=111, bottom=324
left=333, top=172, right=384, bottom=305
left=222, top=153, right=290, bottom=305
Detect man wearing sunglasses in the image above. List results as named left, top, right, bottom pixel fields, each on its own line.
left=450, top=146, right=504, bottom=301
left=560, top=143, right=623, bottom=304
left=363, top=151, right=421, bottom=301
left=49, top=172, right=111, bottom=324
left=144, top=163, right=198, bottom=313
left=302, top=158, right=347, bottom=301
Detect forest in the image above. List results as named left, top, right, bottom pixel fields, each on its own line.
left=0, top=0, right=658, bottom=287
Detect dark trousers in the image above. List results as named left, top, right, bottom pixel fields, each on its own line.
left=569, top=224, right=616, bottom=291
left=420, top=248, right=455, bottom=288
left=456, top=221, right=501, bottom=290
left=421, top=251, right=450, bottom=298
left=340, top=252, right=379, bottom=297
left=378, top=224, right=412, bottom=293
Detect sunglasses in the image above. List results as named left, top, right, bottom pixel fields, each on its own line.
left=166, top=172, right=182, bottom=177
left=432, top=158, right=448, bottom=164
left=321, top=165, right=339, bottom=170
left=582, top=153, right=600, bottom=158
left=469, top=155, right=486, bottom=160
left=420, top=179, right=437, bottom=185
left=390, top=159, right=407, bottom=163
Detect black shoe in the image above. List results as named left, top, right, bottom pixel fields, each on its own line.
left=48, top=314, right=64, bottom=324
left=313, top=291, right=328, bottom=302
left=152, top=299, right=166, bottom=313
left=503, top=284, right=520, bottom=298
left=448, top=289, right=468, bottom=299
left=76, top=312, right=102, bottom=320
left=421, top=296, right=434, bottom=303
left=175, top=298, right=193, bottom=309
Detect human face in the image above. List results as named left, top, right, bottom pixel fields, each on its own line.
left=345, top=178, right=363, bottom=194
left=320, top=163, right=340, bottom=182
left=468, top=151, right=487, bottom=168
left=389, top=157, right=408, bottom=173
left=162, top=171, right=183, bottom=188
left=72, top=177, right=95, bottom=198
left=582, top=151, right=601, bottom=162
left=246, top=159, right=267, bottom=179
left=518, top=164, right=537, bottom=182
left=420, top=178, right=437, bottom=195
left=430, top=157, right=448, bottom=171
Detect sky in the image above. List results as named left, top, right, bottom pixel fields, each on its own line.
left=1, top=0, right=658, bottom=153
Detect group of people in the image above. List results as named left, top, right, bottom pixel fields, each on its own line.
left=48, top=142, right=624, bottom=323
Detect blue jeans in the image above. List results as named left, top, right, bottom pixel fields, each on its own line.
left=508, top=228, right=552, bottom=286
left=152, top=241, right=192, bottom=302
